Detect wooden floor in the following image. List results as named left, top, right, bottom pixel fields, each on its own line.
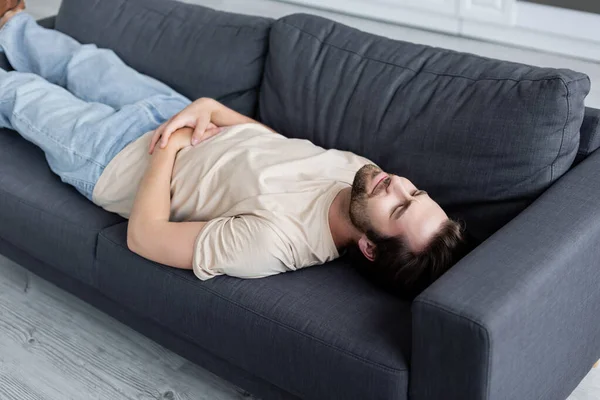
left=2, top=1, right=597, bottom=399
left=0, top=254, right=256, bottom=400
left=1, top=252, right=598, bottom=400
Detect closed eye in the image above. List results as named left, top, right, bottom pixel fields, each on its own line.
left=391, top=190, right=427, bottom=219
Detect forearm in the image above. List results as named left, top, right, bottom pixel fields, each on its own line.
left=128, top=143, right=178, bottom=244
left=202, top=97, right=276, bottom=133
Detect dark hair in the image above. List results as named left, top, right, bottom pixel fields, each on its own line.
left=353, top=218, right=467, bottom=301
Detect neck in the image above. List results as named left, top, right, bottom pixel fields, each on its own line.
left=328, top=187, right=363, bottom=251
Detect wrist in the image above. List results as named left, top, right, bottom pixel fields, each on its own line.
left=196, top=97, right=218, bottom=111
left=197, top=97, right=219, bottom=119
left=153, top=140, right=182, bottom=155
left=173, top=127, right=195, bottom=152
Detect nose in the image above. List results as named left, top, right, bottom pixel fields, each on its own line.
left=394, top=177, right=417, bottom=201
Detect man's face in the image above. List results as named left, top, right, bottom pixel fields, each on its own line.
left=349, top=164, right=448, bottom=254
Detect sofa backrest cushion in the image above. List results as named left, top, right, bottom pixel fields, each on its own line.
left=577, top=107, right=600, bottom=163
left=55, top=0, right=273, bottom=117
left=259, top=13, right=590, bottom=244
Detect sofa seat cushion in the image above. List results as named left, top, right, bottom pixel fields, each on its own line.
left=55, top=0, right=273, bottom=117
left=97, top=222, right=412, bottom=400
left=0, top=129, right=124, bottom=285
left=259, top=13, right=590, bottom=244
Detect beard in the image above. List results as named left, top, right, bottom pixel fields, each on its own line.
left=349, top=164, right=381, bottom=234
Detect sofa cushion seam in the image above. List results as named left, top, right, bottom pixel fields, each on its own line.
left=98, top=230, right=408, bottom=374
left=278, top=19, right=584, bottom=85
left=0, top=184, right=120, bottom=231
left=2, top=233, right=299, bottom=399
left=549, top=78, right=570, bottom=181
left=128, top=0, right=273, bottom=30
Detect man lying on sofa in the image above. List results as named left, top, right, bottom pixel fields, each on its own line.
left=0, top=2, right=465, bottom=299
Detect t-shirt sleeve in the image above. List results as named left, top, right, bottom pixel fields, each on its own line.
left=191, top=215, right=293, bottom=280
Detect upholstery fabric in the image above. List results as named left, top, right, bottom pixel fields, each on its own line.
left=97, top=222, right=412, bottom=400
left=55, top=0, right=273, bottom=117
left=0, top=128, right=124, bottom=286
left=0, top=235, right=300, bottom=400
left=411, top=148, right=600, bottom=399
left=0, top=8, right=598, bottom=400
left=259, top=13, right=590, bottom=244
left=577, top=107, right=600, bottom=162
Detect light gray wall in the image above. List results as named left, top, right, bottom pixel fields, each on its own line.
left=26, top=0, right=62, bottom=19
left=521, top=0, right=600, bottom=14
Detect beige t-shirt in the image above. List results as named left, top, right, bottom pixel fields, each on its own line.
left=92, top=123, right=374, bottom=280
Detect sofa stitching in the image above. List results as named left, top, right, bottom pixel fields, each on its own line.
left=278, top=19, right=582, bottom=85
left=279, top=19, right=588, bottom=183
left=550, top=78, right=569, bottom=181
left=413, top=298, right=492, bottom=397
left=0, top=228, right=97, bottom=285
left=580, top=105, right=599, bottom=156
left=128, top=0, right=273, bottom=30
left=4, top=232, right=298, bottom=398
left=98, top=230, right=408, bottom=374
left=0, top=182, right=120, bottom=231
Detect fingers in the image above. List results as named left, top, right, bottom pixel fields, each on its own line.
left=160, top=115, right=190, bottom=148
left=193, top=126, right=224, bottom=145
left=191, top=113, right=212, bottom=146
left=148, top=104, right=214, bottom=153
left=149, top=118, right=172, bottom=154
left=148, top=114, right=195, bottom=154
left=148, top=129, right=162, bottom=155
left=164, top=111, right=201, bottom=144
left=160, top=123, right=175, bottom=149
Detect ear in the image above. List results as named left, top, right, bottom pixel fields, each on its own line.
left=358, top=235, right=376, bottom=262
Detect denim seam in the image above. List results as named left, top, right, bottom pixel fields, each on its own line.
left=12, top=110, right=105, bottom=170
left=140, top=99, right=166, bottom=125
left=99, top=230, right=408, bottom=374
left=61, top=174, right=95, bottom=197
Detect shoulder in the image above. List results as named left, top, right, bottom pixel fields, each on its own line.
left=192, top=215, right=294, bottom=280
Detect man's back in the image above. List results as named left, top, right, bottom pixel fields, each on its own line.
left=93, top=123, right=374, bottom=278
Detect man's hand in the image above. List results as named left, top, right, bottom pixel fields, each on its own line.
left=149, top=98, right=221, bottom=155
left=166, top=126, right=223, bottom=153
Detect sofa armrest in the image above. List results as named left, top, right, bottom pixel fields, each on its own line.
left=37, top=15, right=56, bottom=30
left=410, top=149, right=600, bottom=400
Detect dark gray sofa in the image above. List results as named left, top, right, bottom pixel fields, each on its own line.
left=1, top=0, right=599, bottom=399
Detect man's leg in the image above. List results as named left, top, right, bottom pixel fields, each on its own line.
left=0, top=11, right=191, bottom=114
left=0, top=68, right=171, bottom=201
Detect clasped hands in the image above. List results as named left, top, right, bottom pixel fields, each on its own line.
left=148, top=97, right=224, bottom=155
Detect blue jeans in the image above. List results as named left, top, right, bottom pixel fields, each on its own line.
left=0, top=13, right=192, bottom=201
